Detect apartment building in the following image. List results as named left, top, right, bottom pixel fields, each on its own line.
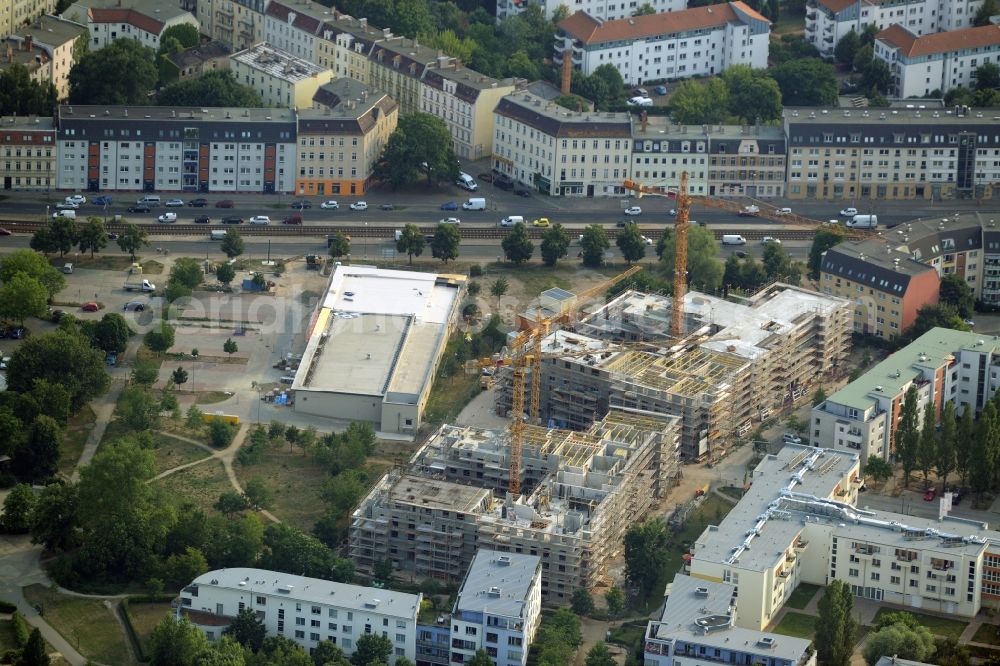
left=55, top=105, right=296, bottom=193
left=984, top=226, right=1000, bottom=306
left=350, top=409, right=679, bottom=604
left=0, top=115, right=55, bottom=191
left=876, top=24, right=1000, bottom=97
left=805, top=0, right=983, bottom=59
left=643, top=575, right=815, bottom=666
left=263, top=0, right=326, bottom=61
left=179, top=568, right=420, bottom=663
left=230, top=42, right=332, bottom=109
left=62, top=0, right=198, bottom=51
left=367, top=36, right=435, bottom=115
left=420, top=59, right=514, bottom=161
left=13, top=16, right=87, bottom=100
left=631, top=118, right=710, bottom=196
left=198, top=0, right=266, bottom=52
left=707, top=125, right=786, bottom=197
left=784, top=105, right=1000, bottom=201
left=298, top=80, right=398, bottom=197
left=165, top=41, right=231, bottom=81
left=496, top=0, right=684, bottom=22
left=449, top=551, right=542, bottom=666
left=811, top=327, right=1000, bottom=463
left=554, top=3, right=770, bottom=86
left=492, top=91, right=633, bottom=197
left=315, top=14, right=383, bottom=82
left=0, top=0, right=57, bottom=41
left=0, top=35, right=51, bottom=88
left=501, top=284, right=851, bottom=460
left=819, top=240, right=940, bottom=339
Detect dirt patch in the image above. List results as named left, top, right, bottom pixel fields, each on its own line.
left=153, top=459, right=231, bottom=513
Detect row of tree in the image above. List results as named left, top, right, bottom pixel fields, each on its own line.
left=32, top=216, right=151, bottom=261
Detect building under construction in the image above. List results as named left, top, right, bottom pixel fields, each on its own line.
left=348, top=408, right=679, bottom=604
left=497, top=284, right=851, bottom=460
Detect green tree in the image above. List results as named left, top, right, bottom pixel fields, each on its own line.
left=18, top=628, right=49, bottom=666
left=431, top=224, right=461, bottom=264
left=350, top=634, right=392, bottom=666
left=160, top=70, right=265, bottom=107
left=605, top=587, right=624, bottom=617
left=659, top=225, right=723, bottom=291
left=208, top=420, right=236, bottom=448
left=909, top=303, right=968, bottom=340
left=501, top=221, right=534, bottom=265
left=956, top=405, right=974, bottom=486
left=0, top=250, right=65, bottom=299
left=215, top=491, right=249, bottom=517
left=77, top=217, right=108, bottom=258
left=670, top=78, right=730, bottom=124
left=172, top=367, right=189, bottom=386
left=223, top=338, right=238, bottom=356
left=762, top=242, right=794, bottom=280
left=117, top=223, right=150, bottom=261
left=216, top=262, right=236, bottom=286
left=584, top=642, right=616, bottom=666
left=8, top=330, right=109, bottom=409
left=972, top=402, right=998, bottom=495
left=863, top=622, right=936, bottom=665
left=260, top=523, right=353, bottom=582
left=395, top=224, right=425, bottom=265
left=489, top=277, right=509, bottom=310
left=917, top=401, right=937, bottom=488
left=723, top=65, right=782, bottom=124
left=144, top=321, right=176, bottom=353
left=94, top=312, right=131, bottom=354
left=69, top=39, right=158, bottom=104
left=812, top=387, right=827, bottom=406
left=170, top=257, right=204, bottom=290
left=223, top=608, right=266, bottom=652
left=975, top=62, right=1000, bottom=90
left=118, top=386, right=161, bottom=431
left=13, top=415, right=61, bottom=482
left=975, top=0, right=999, bottom=25
left=29, top=483, right=79, bottom=551
left=854, top=43, right=874, bottom=73
left=0, top=273, right=48, bottom=325
left=834, top=29, right=861, bottom=66
left=149, top=615, right=210, bottom=666
left=814, top=580, right=858, bottom=666
left=1, top=484, right=37, bottom=534
left=864, top=456, right=893, bottom=487
left=327, top=232, right=350, bottom=260
left=939, top=273, right=975, bottom=319
left=0, top=64, right=56, bottom=118
left=540, top=223, right=570, bottom=267
left=162, top=545, right=209, bottom=589
left=862, top=57, right=892, bottom=94
left=221, top=229, right=244, bottom=259
left=580, top=224, right=610, bottom=268
left=506, top=50, right=540, bottom=80
left=771, top=58, right=839, bottom=106
left=633, top=2, right=656, bottom=13
left=937, top=401, right=957, bottom=492
left=463, top=650, right=494, bottom=666
left=374, top=113, right=459, bottom=187
left=624, top=519, right=670, bottom=593
left=896, top=386, right=920, bottom=488
left=808, top=227, right=845, bottom=278
left=242, top=476, right=273, bottom=511
left=616, top=223, right=646, bottom=265
left=30, top=227, right=58, bottom=255
left=571, top=588, right=595, bottom=616
left=158, top=24, right=200, bottom=51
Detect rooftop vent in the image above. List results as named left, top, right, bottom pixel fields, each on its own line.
left=497, top=555, right=512, bottom=566
left=695, top=587, right=710, bottom=596
left=364, top=600, right=380, bottom=608
left=757, top=637, right=777, bottom=649
left=488, top=586, right=502, bottom=597
left=874, top=385, right=884, bottom=392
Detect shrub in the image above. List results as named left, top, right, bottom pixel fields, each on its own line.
left=469, top=264, right=483, bottom=277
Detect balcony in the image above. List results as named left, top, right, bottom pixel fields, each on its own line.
left=806, top=11, right=817, bottom=19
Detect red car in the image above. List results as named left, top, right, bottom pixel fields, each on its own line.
left=215, top=199, right=235, bottom=208
left=923, top=488, right=937, bottom=501
left=81, top=302, right=100, bottom=312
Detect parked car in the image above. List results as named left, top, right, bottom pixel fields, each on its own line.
left=291, top=200, right=312, bottom=209
left=106, top=232, right=119, bottom=240
left=320, top=200, right=339, bottom=209
left=624, top=206, right=642, bottom=216
left=761, top=236, right=782, bottom=245
left=64, top=194, right=86, bottom=205
left=782, top=433, right=802, bottom=444
left=189, top=198, right=208, bottom=207
left=840, top=207, right=858, bottom=217
left=495, top=178, right=514, bottom=191
left=128, top=204, right=151, bottom=214
left=616, top=220, right=629, bottom=228
left=924, top=488, right=937, bottom=501
left=158, top=212, right=177, bottom=223
left=532, top=218, right=550, bottom=227
left=439, top=217, right=461, bottom=225
left=165, top=198, right=184, bottom=207
left=282, top=214, right=302, bottom=225
left=441, top=201, right=459, bottom=211
left=349, top=201, right=368, bottom=211
left=215, top=199, right=235, bottom=208
left=81, top=302, right=100, bottom=312
left=654, top=85, right=668, bottom=95
left=222, top=216, right=243, bottom=224
left=92, top=195, right=113, bottom=206
left=478, top=172, right=494, bottom=183
left=514, top=185, right=531, bottom=197
left=193, top=215, right=211, bottom=224
left=774, top=207, right=792, bottom=216
left=10, top=327, right=25, bottom=339
left=380, top=203, right=394, bottom=211
left=55, top=202, right=78, bottom=210
left=965, top=319, right=976, bottom=327
left=248, top=215, right=270, bottom=225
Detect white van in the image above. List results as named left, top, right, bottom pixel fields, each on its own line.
left=210, top=229, right=227, bottom=240
left=53, top=209, right=76, bottom=219
left=137, top=195, right=161, bottom=206
left=501, top=215, right=523, bottom=227
left=456, top=173, right=478, bottom=191
left=847, top=214, right=878, bottom=229
left=721, top=234, right=747, bottom=245
left=462, top=198, right=486, bottom=211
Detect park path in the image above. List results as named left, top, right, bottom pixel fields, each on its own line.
left=69, top=377, right=123, bottom=483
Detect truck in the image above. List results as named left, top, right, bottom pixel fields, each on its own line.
left=738, top=205, right=760, bottom=217
left=124, top=265, right=156, bottom=292
left=305, top=254, right=323, bottom=270
left=462, top=197, right=486, bottom=211
left=847, top=214, right=878, bottom=229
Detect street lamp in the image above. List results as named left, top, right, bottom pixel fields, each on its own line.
left=364, top=221, right=368, bottom=259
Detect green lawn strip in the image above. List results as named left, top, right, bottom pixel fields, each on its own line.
left=973, top=622, right=1000, bottom=645
left=772, top=612, right=816, bottom=640
left=124, top=600, right=172, bottom=660
left=59, top=404, right=96, bottom=477
left=234, top=447, right=329, bottom=531
left=785, top=582, right=821, bottom=610
left=153, top=459, right=232, bottom=514
left=871, top=608, right=967, bottom=640
left=150, top=432, right=211, bottom=475
left=607, top=620, right=647, bottom=657
left=21, top=584, right=131, bottom=665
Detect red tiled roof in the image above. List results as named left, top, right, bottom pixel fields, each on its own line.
left=89, top=7, right=164, bottom=35
left=558, top=1, right=768, bottom=45
left=877, top=23, right=1000, bottom=57
left=816, top=0, right=872, bottom=13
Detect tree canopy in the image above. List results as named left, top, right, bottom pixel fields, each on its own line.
left=0, top=250, right=65, bottom=299
left=771, top=58, right=839, bottom=106
left=373, top=113, right=459, bottom=187
left=158, top=71, right=263, bottom=108
left=69, top=39, right=158, bottom=105
left=7, top=330, right=109, bottom=410
left=658, top=225, right=723, bottom=292
left=0, top=64, right=56, bottom=117
left=815, top=580, right=858, bottom=666
left=501, top=222, right=534, bottom=264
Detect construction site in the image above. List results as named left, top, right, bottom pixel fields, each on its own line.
left=347, top=408, right=680, bottom=604
left=496, top=284, right=853, bottom=460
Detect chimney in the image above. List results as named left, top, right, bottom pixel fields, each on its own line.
left=641, top=110, right=647, bottom=132
left=561, top=48, right=572, bottom=95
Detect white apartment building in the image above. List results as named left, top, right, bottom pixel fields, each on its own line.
left=62, top=0, right=198, bottom=51
left=811, top=327, right=1000, bottom=464
left=875, top=24, right=1000, bottom=97
left=805, top=0, right=983, bottom=59
left=13, top=16, right=87, bottom=101
left=450, top=551, right=542, bottom=666
left=263, top=0, right=328, bottom=61
left=492, top=91, right=633, bottom=197
left=230, top=42, right=333, bottom=109
left=179, top=568, right=420, bottom=663
left=495, top=0, right=684, bottom=22
left=554, top=2, right=771, bottom=86
left=55, top=105, right=296, bottom=193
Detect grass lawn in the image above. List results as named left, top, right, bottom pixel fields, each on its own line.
left=773, top=612, right=816, bottom=640
left=22, top=585, right=131, bottom=665
left=234, top=447, right=328, bottom=531
left=872, top=608, right=968, bottom=640
left=50, top=255, right=134, bottom=271
left=772, top=2, right=806, bottom=35
left=154, top=459, right=232, bottom=513
left=0, top=618, right=19, bottom=652
left=125, top=601, right=172, bottom=658
left=59, top=404, right=96, bottom=477
left=785, top=583, right=821, bottom=610
left=607, top=620, right=647, bottom=655
left=193, top=391, right=233, bottom=405
left=423, top=334, right=481, bottom=426
left=150, top=432, right=210, bottom=475
left=973, top=623, right=1000, bottom=645
left=139, top=259, right=164, bottom=275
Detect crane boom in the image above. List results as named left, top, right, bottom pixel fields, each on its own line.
left=672, top=172, right=691, bottom=338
